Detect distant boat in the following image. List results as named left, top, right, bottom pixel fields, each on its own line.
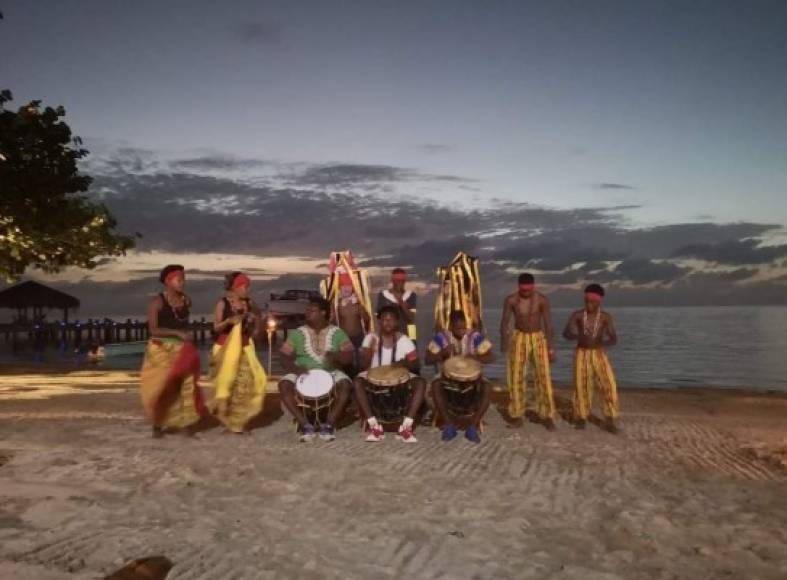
left=103, top=341, right=147, bottom=357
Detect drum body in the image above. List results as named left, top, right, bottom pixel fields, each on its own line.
left=365, top=365, right=412, bottom=424
left=440, top=357, right=483, bottom=418
left=295, top=369, right=335, bottom=427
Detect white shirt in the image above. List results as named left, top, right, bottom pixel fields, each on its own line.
left=361, top=333, right=416, bottom=368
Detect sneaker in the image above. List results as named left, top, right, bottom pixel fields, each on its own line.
left=441, top=424, right=458, bottom=442
left=365, top=426, right=385, bottom=442
left=319, top=424, right=336, bottom=442
left=465, top=425, right=481, bottom=444
left=299, top=424, right=316, bottom=442
left=396, top=425, right=418, bottom=443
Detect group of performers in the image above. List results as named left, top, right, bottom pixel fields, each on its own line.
left=140, top=260, right=621, bottom=443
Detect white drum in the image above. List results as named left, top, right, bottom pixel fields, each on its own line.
left=294, top=369, right=335, bottom=425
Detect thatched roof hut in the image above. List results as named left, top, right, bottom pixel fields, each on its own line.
left=0, top=280, right=80, bottom=322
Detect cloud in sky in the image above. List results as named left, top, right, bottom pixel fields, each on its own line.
left=595, top=183, right=637, bottom=190
left=4, top=145, right=785, bottom=315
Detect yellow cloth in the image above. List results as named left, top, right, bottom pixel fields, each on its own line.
left=506, top=330, right=555, bottom=419
left=573, top=347, right=619, bottom=420
left=140, top=338, right=202, bottom=430
left=210, top=324, right=267, bottom=432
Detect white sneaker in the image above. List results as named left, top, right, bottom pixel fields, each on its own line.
left=396, top=425, right=418, bottom=443
left=365, top=426, right=385, bottom=442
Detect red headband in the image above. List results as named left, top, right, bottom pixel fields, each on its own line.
left=232, top=273, right=251, bottom=290
left=391, top=272, right=407, bottom=282
left=585, top=292, right=603, bottom=302
left=165, top=270, right=184, bottom=285
left=519, top=283, right=535, bottom=292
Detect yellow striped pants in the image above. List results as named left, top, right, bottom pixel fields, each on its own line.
left=573, top=347, right=619, bottom=420
left=506, top=331, right=555, bottom=419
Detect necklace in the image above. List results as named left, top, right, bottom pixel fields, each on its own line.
left=582, top=309, right=602, bottom=338
left=164, top=292, right=189, bottom=322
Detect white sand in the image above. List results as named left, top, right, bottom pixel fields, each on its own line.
left=0, top=370, right=785, bottom=579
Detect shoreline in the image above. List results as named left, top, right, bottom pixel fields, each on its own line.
left=2, top=363, right=787, bottom=397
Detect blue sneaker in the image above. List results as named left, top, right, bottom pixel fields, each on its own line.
left=465, top=425, right=481, bottom=444
left=299, top=424, right=316, bottom=443
left=442, top=424, right=458, bottom=441
left=319, top=424, right=336, bottom=442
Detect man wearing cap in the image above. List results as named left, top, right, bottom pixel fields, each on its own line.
left=562, top=284, right=620, bottom=433
left=500, top=273, right=558, bottom=430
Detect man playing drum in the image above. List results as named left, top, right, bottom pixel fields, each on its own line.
left=426, top=310, right=494, bottom=443
left=354, top=306, right=425, bottom=443
left=279, top=297, right=355, bottom=442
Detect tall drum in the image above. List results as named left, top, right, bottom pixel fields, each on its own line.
left=365, top=365, right=412, bottom=424
left=295, top=369, right=335, bottom=427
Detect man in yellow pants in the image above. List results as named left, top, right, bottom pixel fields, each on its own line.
left=500, top=273, right=557, bottom=430
left=562, top=284, right=620, bottom=433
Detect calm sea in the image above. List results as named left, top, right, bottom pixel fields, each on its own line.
left=3, top=306, right=786, bottom=391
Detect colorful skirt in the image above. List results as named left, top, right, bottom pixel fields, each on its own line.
left=140, top=337, right=205, bottom=430
left=210, top=324, right=267, bottom=432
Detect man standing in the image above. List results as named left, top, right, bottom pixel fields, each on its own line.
left=334, top=273, right=370, bottom=375
left=376, top=268, right=417, bottom=341
left=279, top=296, right=355, bottom=442
left=500, top=273, right=557, bottom=430
left=562, top=284, right=620, bottom=433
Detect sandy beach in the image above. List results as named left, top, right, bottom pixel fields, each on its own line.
left=0, top=368, right=785, bottom=579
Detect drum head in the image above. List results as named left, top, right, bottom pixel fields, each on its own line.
left=296, top=369, right=334, bottom=398
left=444, top=356, right=482, bottom=382
left=367, top=365, right=410, bottom=386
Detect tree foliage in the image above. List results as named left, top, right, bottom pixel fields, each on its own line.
left=0, top=90, right=136, bottom=282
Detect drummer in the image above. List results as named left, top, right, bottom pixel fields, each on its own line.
left=279, top=296, right=355, bottom=442
left=426, top=310, right=494, bottom=443
left=354, top=305, right=425, bottom=443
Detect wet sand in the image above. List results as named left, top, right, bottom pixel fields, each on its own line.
left=0, top=368, right=785, bottom=579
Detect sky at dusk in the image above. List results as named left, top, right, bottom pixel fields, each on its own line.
left=1, top=0, right=786, bottom=315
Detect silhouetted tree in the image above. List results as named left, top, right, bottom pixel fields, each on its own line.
left=0, top=90, right=136, bottom=281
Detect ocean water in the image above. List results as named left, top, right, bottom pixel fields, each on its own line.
left=473, top=306, right=787, bottom=390
left=3, top=306, right=787, bottom=391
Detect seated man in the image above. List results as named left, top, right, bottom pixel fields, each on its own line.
left=426, top=310, right=494, bottom=443
left=354, top=305, right=425, bottom=443
left=279, top=296, right=355, bottom=442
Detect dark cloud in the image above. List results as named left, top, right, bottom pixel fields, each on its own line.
left=595, top=182, right=637, bottom=190
left=671, top=239, right=787, bottom=265
left=52, top=150, right=787, bottom=309
left=235, top=21, right=283, bottom=46
left=613, top=259, right=688, bottom=285
left=170, top=156, right=270, bottom=172
left=290, top=163, right=476, bottom=187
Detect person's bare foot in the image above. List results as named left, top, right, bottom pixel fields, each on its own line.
left=603, top=417, right=619, bottom=434
left=543, top=418, right=557, bottom=431
left=507, top=417, right=524, bottom=428
left=151, top=426, right=164, bottom=439
left=574, top=419, right=586, bottom=430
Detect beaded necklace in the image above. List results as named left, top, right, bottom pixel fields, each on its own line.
left=582, top=309, right=602, bottom=338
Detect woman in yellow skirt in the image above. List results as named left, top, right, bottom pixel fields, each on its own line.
left=210, top=272, right=267, bottom=433
left=141, top=265, right=206, bottom=438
